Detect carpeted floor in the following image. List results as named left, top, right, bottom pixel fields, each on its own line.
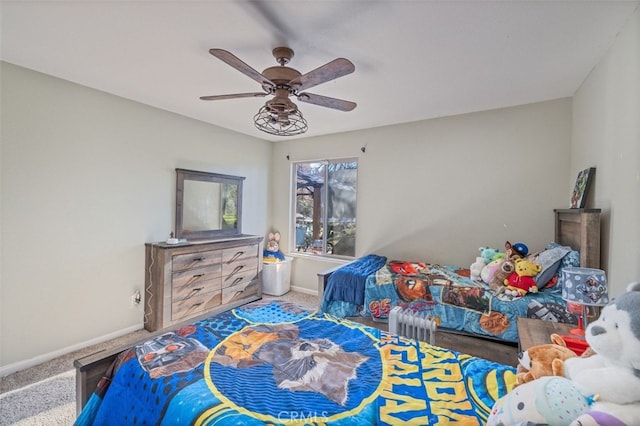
left=0, top=370, right=75, bottom=425
left=0, top=291, right=319, bottom=424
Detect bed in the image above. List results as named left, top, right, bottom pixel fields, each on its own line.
left=74, top=299, right=515, bottom=425
left=318, top=209, right=601, bottom=344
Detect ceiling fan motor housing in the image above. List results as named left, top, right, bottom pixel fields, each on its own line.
left=261, top=66, right=302, bottom=94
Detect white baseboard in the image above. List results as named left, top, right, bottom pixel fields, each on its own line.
left=0, top=324, right=142, bottom=377
left=290, top=284, right=318, bottom=296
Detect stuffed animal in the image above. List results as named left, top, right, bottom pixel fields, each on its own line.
left=263, top=231, right=285, bottom=263
left=505, top=241, right=529, bottom=261
left=470, top=256, right=486, bottom=281
left=504, top=258, right=542, bottom=296
left=570, top=411, right=627, bottom=426
left=515, top=333, right=577, bottom=386
left=480, top=258, right=501, bottom=284
left=479, top=246, right=506, bottom=265
left=486, top=259, right=515, bottom=295
left=562, top=282, right=640, bottom=425
left=487, top=376, right=596, bottom=426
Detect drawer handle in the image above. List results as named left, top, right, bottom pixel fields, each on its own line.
left=191, top=302, right=204, bottom=308
left=227, top=251, right=244, bottom=263
left=231, top=277, right=243, bottom=286
left=193, top=257, right=205, bottom=262
left=192, top=273, right=205, bottom=278
left=225, top=265, right=244, bottom=280
left=185, top=287, right=204, bottom=299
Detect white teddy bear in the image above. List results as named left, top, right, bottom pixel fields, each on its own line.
left=563, top=281, right=640, bottom=426
left=470, top=256, right=485, bottom=282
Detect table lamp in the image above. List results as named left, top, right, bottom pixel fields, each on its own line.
left=562, top=267, right=609, bottom=334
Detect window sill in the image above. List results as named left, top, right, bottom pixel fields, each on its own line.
left=287, top=252, right=354, bottom=264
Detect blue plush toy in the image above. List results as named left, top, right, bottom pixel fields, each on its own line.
left=263, top=232, right=285, bottom=263
left=479, top=246, right=505, bottom=264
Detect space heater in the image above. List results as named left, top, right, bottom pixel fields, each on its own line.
left=388, top=306, right=438, bottom=345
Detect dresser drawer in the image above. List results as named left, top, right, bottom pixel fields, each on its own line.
left=172, top=276, right=221, bottom=302
left=172, top=289, right=221, bottom=321
left=222, top=243, right=259, bottom=265
left=221, top=266, right=258, bottom=289
left=171, top=264, right=221, bottom=289
left=172, top=250, right=222, bottom=272
left=222, top=278, right=259, bottom=305
left=222, top=256, right=258, bottom=279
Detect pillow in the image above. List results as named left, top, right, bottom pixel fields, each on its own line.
left=547, top=242, right=580, bottom=269
left=527, top=245, right=571, bottom=288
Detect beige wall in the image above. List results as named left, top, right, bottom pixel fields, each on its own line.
left=0, top=62, right=271, bottom=373
left=571, top=7, right=640, bottom=296
left=272, top=99, right=573, bottom=292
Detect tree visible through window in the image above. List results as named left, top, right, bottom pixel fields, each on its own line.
left=293, top=159, right=357, bottom=257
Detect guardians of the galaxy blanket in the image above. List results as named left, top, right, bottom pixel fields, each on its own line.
left=76, top=300, right=515, bottom=425
left=322, top=260, right=575, bottom=342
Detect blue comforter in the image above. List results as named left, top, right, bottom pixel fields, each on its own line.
left=76, top=300, right=515, bottom=425
left=322, top=259, right=575, bottom=343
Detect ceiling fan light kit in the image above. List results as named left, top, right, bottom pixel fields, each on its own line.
left=200, top=47, right=356, bottom=137
left=254, top=104, right=308, bottom=136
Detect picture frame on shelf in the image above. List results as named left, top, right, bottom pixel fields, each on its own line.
left=570, top=167, right=595, bottom=209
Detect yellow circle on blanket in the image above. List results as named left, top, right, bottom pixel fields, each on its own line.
left=199, top=316, right=385, bottom=424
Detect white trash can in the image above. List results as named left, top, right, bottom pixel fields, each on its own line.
left=262, top=256, right=292, bottom=296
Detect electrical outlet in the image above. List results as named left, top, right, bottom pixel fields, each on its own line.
left=131, top=290, right=142, bottom=307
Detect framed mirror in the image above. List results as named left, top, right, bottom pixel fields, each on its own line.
left=175, top=168, right=245, bottom=240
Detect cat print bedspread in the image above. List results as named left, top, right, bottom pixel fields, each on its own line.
left=76, top=300, right=515, bottom=425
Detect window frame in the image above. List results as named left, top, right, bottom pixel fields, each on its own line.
left=290, top=157, right=358, bottom=260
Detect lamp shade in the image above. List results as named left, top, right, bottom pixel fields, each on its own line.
left=561, top=267, right=609, bottom=306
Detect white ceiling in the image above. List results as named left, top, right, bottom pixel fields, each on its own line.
left=2, top=1, right=638, bottom=141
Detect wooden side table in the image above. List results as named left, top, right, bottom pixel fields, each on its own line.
left=516, top=317, right=574, bottom=352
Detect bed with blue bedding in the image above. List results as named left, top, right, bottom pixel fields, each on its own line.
left=75, top=299, right=515, bottom=425
left=321, top=250, right=579, bottom=343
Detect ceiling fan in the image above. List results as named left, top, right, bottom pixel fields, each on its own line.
left=200, top=47, right=356, bottom=136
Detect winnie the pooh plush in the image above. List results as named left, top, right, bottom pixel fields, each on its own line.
left=515, top=333, right=578, bottom=386
left=504, top=258, right=542, bottom=296
left=562, top=282, right=640, bottom=425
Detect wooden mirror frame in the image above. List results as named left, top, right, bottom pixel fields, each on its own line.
left=175, top=168, right=245, bottom=240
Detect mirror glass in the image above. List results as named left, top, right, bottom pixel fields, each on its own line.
left=175, top=169, right=244, bottom=239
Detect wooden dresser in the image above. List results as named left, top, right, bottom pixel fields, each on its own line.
left=144, top=235, right=263, bottom=331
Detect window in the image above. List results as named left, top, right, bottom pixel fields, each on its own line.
left=293, top=159, right=357, bottom=257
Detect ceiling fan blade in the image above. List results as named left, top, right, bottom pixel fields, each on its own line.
left=208, top=48, right=275, bottom=89
left=297, top=92, right=357, bottom=112
left=200, top=92, right=267, bottom=101
left=290, top=58, right=355, bottom=92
